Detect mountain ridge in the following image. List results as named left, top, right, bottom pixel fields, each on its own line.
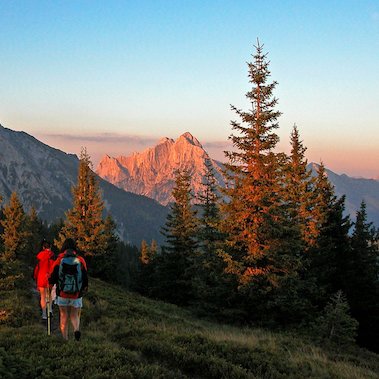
left=0, top=124, right=168, bottom=246
left=1, top=124, right=379, bottom=244
left=97, top=133, right=379, bottom=227
left=313, top=163, right=379, bottom=226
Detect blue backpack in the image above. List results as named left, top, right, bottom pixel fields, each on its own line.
left=58, top=249, right=83, bottom=294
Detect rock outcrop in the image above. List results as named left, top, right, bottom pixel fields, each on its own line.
left=97, top=132, right=225, bottom=205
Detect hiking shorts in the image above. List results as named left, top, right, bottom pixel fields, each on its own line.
left=56, top=296, right=83, bottom=308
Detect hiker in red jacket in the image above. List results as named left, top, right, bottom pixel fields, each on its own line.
left=49, top=238, right=88, bottom=341
left=33, top=241, right=55, bottom=320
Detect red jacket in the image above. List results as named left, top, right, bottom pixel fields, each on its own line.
left=33, top=249, right=55, bottom=288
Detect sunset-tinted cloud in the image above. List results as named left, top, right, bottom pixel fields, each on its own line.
left=41, top=132, right=158, bottom=145
left=36, top=132, right=160, bottom=166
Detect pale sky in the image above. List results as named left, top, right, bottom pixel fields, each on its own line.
left=0, top=1, right=378, bottom=177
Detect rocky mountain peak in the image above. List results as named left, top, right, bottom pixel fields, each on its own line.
left=158, top=137, right=174, bottom=145
left=177, top=132, right=203, bottom=148
left=96, top=132, right=224, bottom=205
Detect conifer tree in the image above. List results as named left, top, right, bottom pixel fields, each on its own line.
left=314, top=291, right=358, bottom=346
left=194, top=159, right=230, bottom=310
left=154, top=169, right=198, bottom=304
left=137, top=239, right=158, bottom=295
left=0, top=192, right=28, bottom=289
left=140, top=240, right=150, bottom=265
left=1, top=192, right=29, bottom=261
left=309, top=163, right=334, bottom=243
left=223, top=42, right=282, bottom=267
left=111, top=240, right=140, bottom=288
left=91, top=214, right=119, bottom=281
left=150, top=239, right=158, bottom=257
left=309, top=164, right=351, bottom=303
left=56, top=149, right=109, bottom=268
left=197, top=159, right=224, bottom=254
left=25, top=206, right=45, bottom=265
left=46, top=219, right=64, bottom=252
left=347, top=201, right=379, bottom=351
left=285, top=125, right=316, bottom=247
left=162, top=169, right=198, bottom=255
left=141, top=240, right=158, bottom=264
left=222, top=42, right=302, bottom=322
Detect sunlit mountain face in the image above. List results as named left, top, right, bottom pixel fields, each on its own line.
left=97, top=132, right=225, bottom=206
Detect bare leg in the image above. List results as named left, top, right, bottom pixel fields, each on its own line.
left=39, top=287, right=47, bottom=310
left=59, top=306, right=69, bottom=340
left=69, top=306, right=81, bottom=332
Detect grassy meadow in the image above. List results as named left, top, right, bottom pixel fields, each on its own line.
left=1, top=278, right=378, bottom=379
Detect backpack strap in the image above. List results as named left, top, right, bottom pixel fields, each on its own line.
left=64, top=249, right=76, bottom=257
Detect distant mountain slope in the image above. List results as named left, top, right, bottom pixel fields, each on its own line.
left=309, top=163, right=379, bottom=226
left=0, top=124, right=168, bottom=245
left=0, top=125, right=77, bottom=220
left=97, top=132, right=225, bottom=205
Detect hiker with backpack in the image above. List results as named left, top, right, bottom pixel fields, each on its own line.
left=49, top=238, right=88, bottom=341
left=33, top=240, right=55, bottom=320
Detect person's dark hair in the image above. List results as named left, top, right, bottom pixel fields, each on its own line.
left=60, top=238, right=77, bottom=253
left=41, top=240, right=51, bottom=250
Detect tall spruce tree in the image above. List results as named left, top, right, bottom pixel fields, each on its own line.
left=162, top=169, right=198, bottom=255
left=57, top=149, right=114, bottom=276
left=197, top=159, right=224, bottom=254
left=0, top=192, right=28, bottom=289
left=223, top=41, right=281, bottom=278
left=154, top=169, right=198, bottom=305
left=347, top=201, right=379, bottom=351
left=309, top=164, right=351, bottom=304
left=285, top=125, right=316, bottom=248
left=92, top=214, right=119, bottom=281
left=194, top=159, right=231, bottom=312
left=222, top=42, right=302, bottom=323
left=1, top=192, right=29, bottom=261
left=308, top=163, right=334, bottom=243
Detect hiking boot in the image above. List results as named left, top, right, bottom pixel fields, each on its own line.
left=42, top=309, right=47, bottom=320
left=74, top=330, right=81, bottom=341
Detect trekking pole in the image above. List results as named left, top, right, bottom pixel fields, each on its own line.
left=46, top=287, right=51, bottom=336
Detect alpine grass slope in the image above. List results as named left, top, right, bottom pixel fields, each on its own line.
left=0, top=278, right=378, bottom=379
